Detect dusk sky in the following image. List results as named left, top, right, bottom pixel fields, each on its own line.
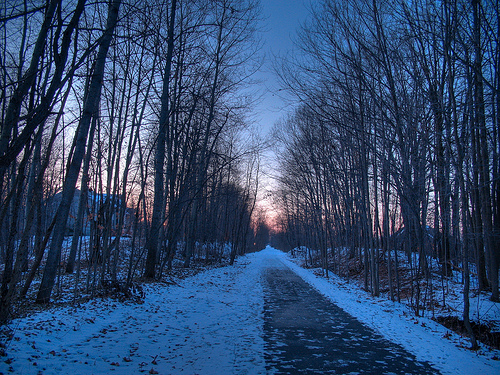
left=254, top=0, right=311, bottom=135
left=252, top=1, right=312, bottom=218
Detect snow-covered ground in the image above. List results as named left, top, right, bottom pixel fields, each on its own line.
left=1, top=246, right=499, bottom=374
left=0, top=253, right=267, bottom=374
left=278, top=249, right=500, bottom=375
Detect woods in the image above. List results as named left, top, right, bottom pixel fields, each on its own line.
left=272, top=0, right=499, bottom=347
left=1, top=0, right=499, bottom=358
left=0, top=0, right=262, bottom=323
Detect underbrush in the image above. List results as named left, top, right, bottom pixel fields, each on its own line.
left=1, top=237, right=235, bottom=324
left=435, top=316, right=500, bottom=351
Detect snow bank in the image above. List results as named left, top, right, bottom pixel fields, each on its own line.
left=266, top=247, right=500, bottom=375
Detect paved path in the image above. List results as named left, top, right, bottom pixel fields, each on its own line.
left=3, top=249, right=469, bottom=375
left=262, top=257, right=441, bottom=374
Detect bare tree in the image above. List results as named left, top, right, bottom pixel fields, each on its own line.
left=37, top=0, right=122, bottom=304
left=273, top=1, right=499, bottom=347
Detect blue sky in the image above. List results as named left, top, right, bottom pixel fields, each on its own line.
left=261, top=0, right=308, bottom=56
left=252, top=1, right=312, bottom=220
left=253, top=0, right=310, bottom=135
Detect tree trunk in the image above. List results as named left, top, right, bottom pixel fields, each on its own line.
left=0, top=0, right=58, bottom=172
left=144, top=0, right=177, bottom=279
left=472, top=0, right=499, bottom=301
left=36, top=0, right=122, bottom=304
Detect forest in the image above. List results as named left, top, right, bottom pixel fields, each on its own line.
left=0, top=0, right=499, bottom=353
left=0, top=0, right=267, bottom=324
left=271, top=0, right=499, bottom=349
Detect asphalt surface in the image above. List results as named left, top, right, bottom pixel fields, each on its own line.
left=262, top=258, right=441, bottom=374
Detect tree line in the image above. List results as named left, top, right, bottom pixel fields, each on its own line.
left=272, top=0, right=499, bottom=349
left=0, top=0, right=262, bottom=324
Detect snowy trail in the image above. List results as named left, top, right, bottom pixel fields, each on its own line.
left=263, top=256, right=439, bottom=374
left=0, top=253, right=267, bottom=375
left=275, top=249, right=500, bottom=375
left=1, top=247, right=499, bottom=375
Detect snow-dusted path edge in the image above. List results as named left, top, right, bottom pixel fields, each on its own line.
left=269, top=247, right=500, bottom=375
left=0, top=253, right=267, bottom=375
